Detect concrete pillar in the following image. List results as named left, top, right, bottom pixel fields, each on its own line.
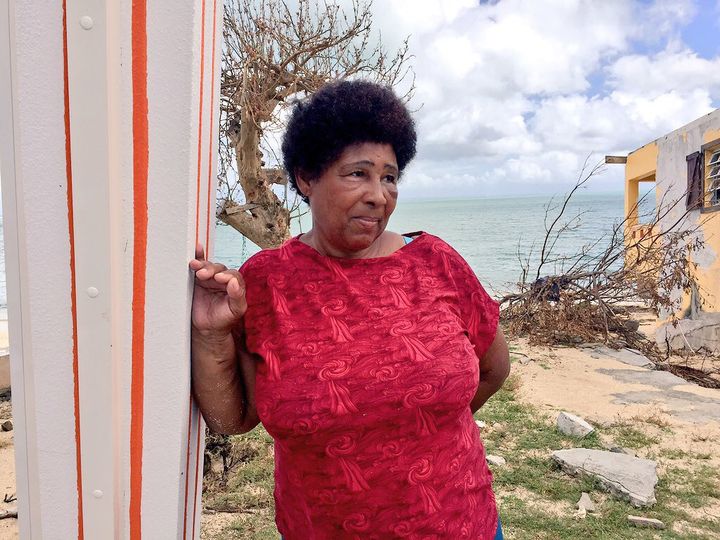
left=0, top=1, right=221, bottom=537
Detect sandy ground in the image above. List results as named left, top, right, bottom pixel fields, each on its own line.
left=511, top=338, right=720, bottom=459
left=0, top=400, right=16, bottom=540
left=0, top=313, right=18, bottom=539
left=0, top=311, right=9, bottom=391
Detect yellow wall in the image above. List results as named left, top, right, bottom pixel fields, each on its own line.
left=696, top=129, right=720, bottom=311
left=624, top=143, right=658, bottom=230
left=703, top=130, right=720, bottom=144
left=624, top=127, right=720, bottom=318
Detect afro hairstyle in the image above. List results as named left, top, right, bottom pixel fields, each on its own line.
left=281, top=80, right=417, bottom=204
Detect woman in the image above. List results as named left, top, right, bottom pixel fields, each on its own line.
left=190, top=80, right=510, bottom=539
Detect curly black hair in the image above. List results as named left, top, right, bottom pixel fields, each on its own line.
left=281, top=80, right=417, bottom=204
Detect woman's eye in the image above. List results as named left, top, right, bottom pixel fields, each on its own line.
left=350, top=170, right=365, bottom=177
left=384, top=175, right=397, bottom=184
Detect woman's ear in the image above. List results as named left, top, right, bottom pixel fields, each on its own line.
left=295, top=171, right=312, bottom=198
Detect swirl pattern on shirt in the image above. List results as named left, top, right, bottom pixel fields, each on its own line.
left=240, top=233, right=500, bottom=539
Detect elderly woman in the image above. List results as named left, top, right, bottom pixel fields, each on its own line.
left=190, top=80, right=510, bottom=539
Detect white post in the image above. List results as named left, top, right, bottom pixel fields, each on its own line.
left=0, top=1, right=222, bottom=537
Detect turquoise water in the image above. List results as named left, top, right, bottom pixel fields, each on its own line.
left=213, top=192, right=626, bottom=296
left=0, top=192, right=625, bottom=307
left=0, top=193, right=625, bottom=307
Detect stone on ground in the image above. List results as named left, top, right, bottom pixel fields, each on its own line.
left=552, top=448, right=658, bottom=507
left=557, top=411, right=594, bottom=437
left=486, top=455, right=506, bottom=467
left=627, top=515, right=665, bottom=529
left=609, top=446, right=636, bottom=456
left=577, top=492, right=596, bottom=513
left=1, top=420, right=12, bottom=432
left=475, top=420, right=486, bottom=429
left=590, top=346, right=654, bottom=368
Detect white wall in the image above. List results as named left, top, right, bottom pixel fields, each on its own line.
left=0, top=1, right=221, bottom=537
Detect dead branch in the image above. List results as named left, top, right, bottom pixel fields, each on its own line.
left=500, top=161, right=707, bottom=361
left=0, top=509, right=17, bottom=520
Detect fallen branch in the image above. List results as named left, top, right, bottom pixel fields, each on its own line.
left=0, top=509, right=17, bottom=520
left=500, top=160, right=706, bottom=362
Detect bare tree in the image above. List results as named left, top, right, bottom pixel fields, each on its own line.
left=218, top=0, right=414, bottom=248
left=500, top=160, right=709, bottom=359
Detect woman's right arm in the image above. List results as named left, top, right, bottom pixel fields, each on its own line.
left=190, top=244, right=258, bottom=434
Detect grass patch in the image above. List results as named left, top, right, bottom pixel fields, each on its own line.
left=227, top=511, right=278, bottom=540
left=659, top=447, right=689, bottom=460
left=608, top=425, right=660, bottom=449
left=475, top=374, right=720, bottom=539
left=204, top=428, right=275, bottom=516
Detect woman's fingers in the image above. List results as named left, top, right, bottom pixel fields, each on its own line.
left=189, top=252, right=246, bottom=319
left=226, top=276, right=248, bottom=318
left=191, top=259, right=229, bottom=280
left=212, top=269, right=240, bottom=284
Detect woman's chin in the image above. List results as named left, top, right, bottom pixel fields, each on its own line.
left=343, top=232, right=381, bottom=253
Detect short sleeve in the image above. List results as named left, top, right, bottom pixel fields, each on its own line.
left=237, top=251, right=271, bottom=350
left=444, top=245, right=500, bottom=361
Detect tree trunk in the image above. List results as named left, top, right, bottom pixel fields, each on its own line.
left=218, top=108, right=290, bottom=248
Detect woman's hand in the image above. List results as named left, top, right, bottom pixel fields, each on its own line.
left=189, top=243, right=247, bottom=336
left=189, top=243, right=255, bottom=434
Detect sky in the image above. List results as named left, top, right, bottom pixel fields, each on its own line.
left=2, top=0, right=718, bottom=205
left=355, top=0, right=720, bottom=199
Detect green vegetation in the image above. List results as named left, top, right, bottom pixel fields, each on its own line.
left=201, top=373, right=720, bottom=539
left=477, top=375, right=720, bottom=539
left=202, top=429, right=276, bottom=539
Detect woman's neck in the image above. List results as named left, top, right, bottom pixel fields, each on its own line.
left=300, top=230, right=403, bottom=259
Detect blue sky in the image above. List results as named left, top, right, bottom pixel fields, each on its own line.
left=356, top=0, right=720, bottom=199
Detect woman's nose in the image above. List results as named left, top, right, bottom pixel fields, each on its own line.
left=363, top=176, right=387, bottom=206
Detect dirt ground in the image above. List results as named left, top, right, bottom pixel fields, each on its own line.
left=510, top=336, right=720, bottom=468
left=0, top=400, right=16, bottom=540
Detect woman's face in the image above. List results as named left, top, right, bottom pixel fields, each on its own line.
left=297, top=142, right=399, bottom=257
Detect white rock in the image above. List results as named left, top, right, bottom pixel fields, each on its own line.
left=486, top=455, right=506, bottom=467
left=475, top=420, right=486, bottom=429
left=577, top=492, right=596, bottom=513
left=552, top=449, right=658, bottom=507
left=557, top=412, right=595, bottom=437
left=628, top=515, right=665, bottom=529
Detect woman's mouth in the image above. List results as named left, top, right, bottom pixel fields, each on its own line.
left=353, top=216, right=381, bottom=229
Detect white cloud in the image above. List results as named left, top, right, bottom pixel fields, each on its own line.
left=636, top=0, right=697, bottom=40
left=374, top=0, right=720, bottom=196
left=266, top=1, right=720, bottom=197
left=607, top=49, right=720, bottom=96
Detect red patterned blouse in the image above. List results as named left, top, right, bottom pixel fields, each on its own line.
left=240, top=232, right=500, bottom=539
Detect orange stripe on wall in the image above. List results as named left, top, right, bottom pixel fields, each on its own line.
left=193, top=2, right=219, bottom=537
left=62, top=2, right=85, bottom=538
left=130, top=0, right=149, bottom=538
left=194, top=0, right=207, bottom=248
left=204, top=0, right=219, bottom=251
left=184, top=0, right=208, bottom=536
left=182, top=400, right=195, bottom=540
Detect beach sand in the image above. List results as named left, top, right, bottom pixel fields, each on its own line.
left=0, top=399, right=16, bottom=540
left=511, top=337, right=720, bottom=458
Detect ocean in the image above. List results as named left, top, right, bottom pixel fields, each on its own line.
left=0, top=192, right=626, bottom=307
left=213, top=192, right=627, bottom=296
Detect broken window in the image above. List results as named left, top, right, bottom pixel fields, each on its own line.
left=706, top=147, right=720, bottom=208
